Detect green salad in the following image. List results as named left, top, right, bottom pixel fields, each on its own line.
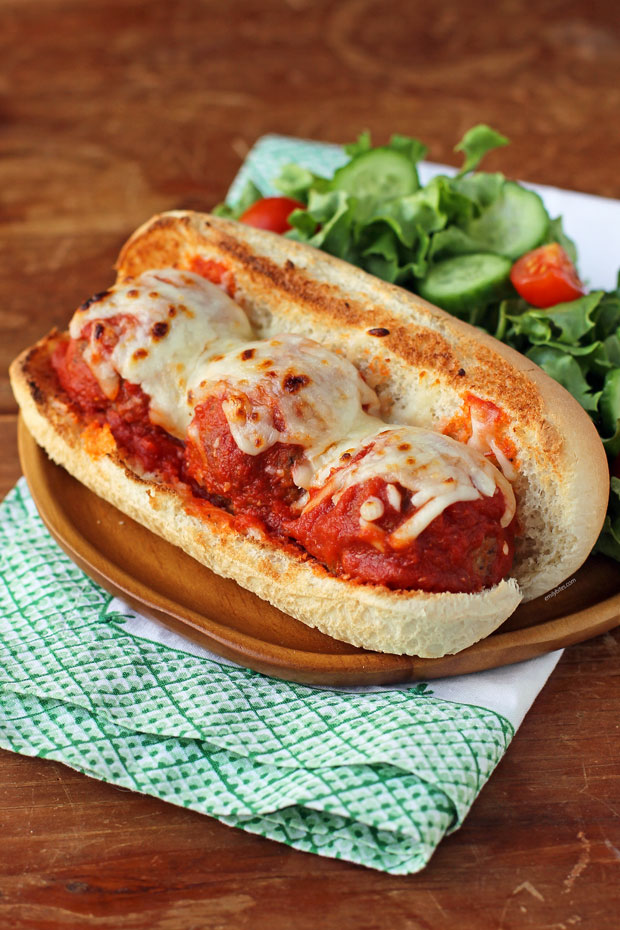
left=216, top=126, right=620, bottom=561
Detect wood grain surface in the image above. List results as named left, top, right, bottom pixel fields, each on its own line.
left=1, top=0, right=619, bottom=927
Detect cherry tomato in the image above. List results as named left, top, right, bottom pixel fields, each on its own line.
left=510, top=243, right=585, bottom=308
left=238, top=196, right=305, bottom=234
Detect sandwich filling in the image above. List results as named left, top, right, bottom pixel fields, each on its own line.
left=52, top=267, right=518, bottom=594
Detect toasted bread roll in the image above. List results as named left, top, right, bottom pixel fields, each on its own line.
left=10, top=211, right=609, bottom=657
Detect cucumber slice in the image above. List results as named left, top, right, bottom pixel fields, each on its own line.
left=465, top=181, right=549, bottom=259
left=330, top=148, right=418, bottom=201
left=417, top=253, right=512, bottom=314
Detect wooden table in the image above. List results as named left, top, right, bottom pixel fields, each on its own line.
left=2, top=1, right=619, bottom=926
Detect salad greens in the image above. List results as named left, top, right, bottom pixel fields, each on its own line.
left=217, top=126, right=620, bottom=561
left=500, top=282, right=620, bottom=561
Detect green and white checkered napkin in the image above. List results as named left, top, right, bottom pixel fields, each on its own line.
left=0, top=138, right=563, bottom=874
left=0, top=479, right=560, bottom=874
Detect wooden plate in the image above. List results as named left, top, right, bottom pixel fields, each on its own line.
left=18, top=417, right=620, bottom=686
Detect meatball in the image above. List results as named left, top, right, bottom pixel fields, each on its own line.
left=290, top=475, right=515, bottom=593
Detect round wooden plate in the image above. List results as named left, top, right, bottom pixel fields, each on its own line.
left=18, top=418, right=620, bottom=685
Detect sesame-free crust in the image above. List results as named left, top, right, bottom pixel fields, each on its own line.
left=9, top=211, right=609, bottom=656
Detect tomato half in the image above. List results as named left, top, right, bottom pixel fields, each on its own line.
left=510, top=243, right=585, bottom=308
left=238, top=196, right=305, bottom=234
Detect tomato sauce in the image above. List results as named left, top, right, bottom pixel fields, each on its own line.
left=54, top=333, right=516, bottom=593
left=52, top=339, right=108, bottom=416
left=52, top=336, right=187, bottom=485
left=185, top=394, right=305, bottom=533
left=105, top=382, right=187, bottom=483
left=189, top=256, right=237, bottom=296
left=443, top=392, right=517, bottom=471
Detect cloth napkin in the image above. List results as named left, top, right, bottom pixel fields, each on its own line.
left=0, top=137, right=563, bottom=874
left=0, top=479, right=560, bottom=874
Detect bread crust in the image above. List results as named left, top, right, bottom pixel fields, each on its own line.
left=118, top=212, right=610, bottom=600
left=9, top=211, right=609, bottom=657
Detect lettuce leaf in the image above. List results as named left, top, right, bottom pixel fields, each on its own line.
left=454, top=124, right=509, bottom=176
left=215, top=126, right=620, bottom=560
left=596, top=478, right=620, bottom=560
left=212, top=179, right=263, bottom=218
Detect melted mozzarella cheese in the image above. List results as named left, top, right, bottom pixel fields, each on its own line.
left=68, top=265, right=518, bottom=543
left=188, top=333, right=381, bottom=482
left=69, top=269, right=253, bottom=437
left=359, top=496, right=385, bottom=521
left=386, top=483, right=402, bottom=511
left=466, top=403, right=518, bottom=481
left=303, top=426, right=516, bottom=543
